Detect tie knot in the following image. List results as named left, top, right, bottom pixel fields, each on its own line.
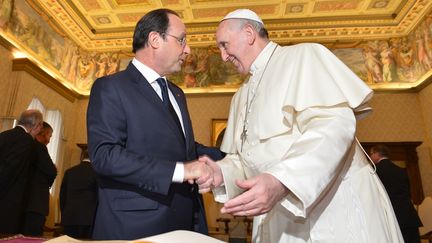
left=156, top=78, right=166, bottom=88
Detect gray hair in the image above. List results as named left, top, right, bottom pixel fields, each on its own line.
left=371, top=144, right=391, bottom=157
left=17, top=109, right=43, bottom=129
left=237, top=19, right=269, bottom=39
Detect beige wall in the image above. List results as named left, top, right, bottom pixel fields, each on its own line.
left=357, top=93, right=425, bottom=141
left=419, top=84, right=432, bottom=196
left=357, top=92, right=432, bottom=196
left=0, top=44, right=17, bottom=116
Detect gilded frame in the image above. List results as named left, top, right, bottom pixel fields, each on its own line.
left=211, top=119, right=227, bottom=147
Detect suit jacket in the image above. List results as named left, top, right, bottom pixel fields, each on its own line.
left=376, top=159, right=422, bottom=228
left=60, top=161, right=98, bottom=226
left=0, top=126, right=36, bottom=233
left=26, top=141, right=57, bottom=216
left=87, top=63, right=223, bottom=240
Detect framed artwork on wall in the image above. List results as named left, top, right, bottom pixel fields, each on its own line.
left=211, top=119, right=227, bottom=147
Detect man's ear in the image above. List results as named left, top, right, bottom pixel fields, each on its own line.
left=243, top=24, right=256, bottom=45
left=148, top=31, right=161, bottom=48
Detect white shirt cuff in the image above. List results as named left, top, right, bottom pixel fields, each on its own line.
left=172, top=162, right=184, bottom=183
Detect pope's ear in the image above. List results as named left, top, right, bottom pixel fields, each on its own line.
left=243, top=24, right=256, bottom=45
left=148, top=31, right=162, bottom=48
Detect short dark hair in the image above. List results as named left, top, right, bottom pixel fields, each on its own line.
left=38, top=121, right=53, bottom=135
left=371, top=144, right=390, bottom=157
left=132, top=8, right=179, bottom=53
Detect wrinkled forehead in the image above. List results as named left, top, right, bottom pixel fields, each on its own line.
left=216, top=21, right=234, bottom=42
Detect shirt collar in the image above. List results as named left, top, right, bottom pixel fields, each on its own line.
left=250, top=41, right=277, bottom=75
left=16, top=125, right=28, bottom=133
left=132, top=58, right=165, bottom=84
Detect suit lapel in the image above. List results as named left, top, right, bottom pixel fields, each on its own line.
left=168, top=82, right=192, bottom=151
left=127, top=63, right=185, bottom=143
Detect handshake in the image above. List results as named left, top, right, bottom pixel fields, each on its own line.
left=183, top=156, right=289, bottom=217
left=183, top=155, right=223, bottom=193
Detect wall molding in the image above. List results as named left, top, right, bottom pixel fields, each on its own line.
left=12, top=58, right=82, bottom=102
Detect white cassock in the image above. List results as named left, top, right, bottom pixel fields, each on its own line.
left=212, top=42, right=404, bottom=243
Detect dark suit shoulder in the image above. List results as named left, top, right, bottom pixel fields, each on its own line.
left=90, top=63, right=144, bottom=97
left=92, top=68, right=130, bottom=88
left=0, top=127, right=33, bottom=142
left=66, top=162, right=96, bottom=177
left=34, top=141, right=57, bottom=178
left=376, top=159, right=406, bottom=176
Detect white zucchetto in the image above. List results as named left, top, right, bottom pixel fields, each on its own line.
left=222, top=9, right=264, bottom=25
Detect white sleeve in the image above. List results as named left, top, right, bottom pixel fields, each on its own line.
left=265, top=105, right=356, bottom=218
left=212, top=153, right=247, bottom=203
left=171, top=162, right=184, bottom=183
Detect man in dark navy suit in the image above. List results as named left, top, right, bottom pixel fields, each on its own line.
left=0, top=109, right=43, bottom=234
left=87, top=8, right=223, bottom=240
left=370, top=145, right=423, bottom=243
left=60, top=149, right=98, bottom=239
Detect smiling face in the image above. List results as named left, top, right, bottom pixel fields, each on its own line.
left=157, top=14, right=191, bottom=76
left=216, top=20, right=253, bottom=75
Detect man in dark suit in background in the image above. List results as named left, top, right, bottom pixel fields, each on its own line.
left=23, top=122, right=57, bottom=236
left=87, top=8, right=224, bottom=240
left=60, top=149, right=98, bottom=239
left=0, top=109, right=43, bottom=234
left=370, top=145, right=423, bottom=243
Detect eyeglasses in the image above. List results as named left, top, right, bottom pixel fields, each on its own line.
left=163, top=33, right=187, bottom=46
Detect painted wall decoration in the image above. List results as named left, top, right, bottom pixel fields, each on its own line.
left=0, top=0, right=432, bottom=95
left=1, top=0, right=121, bottom=94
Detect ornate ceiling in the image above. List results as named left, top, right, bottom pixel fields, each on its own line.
left=28, top=0, right=432, bottom=51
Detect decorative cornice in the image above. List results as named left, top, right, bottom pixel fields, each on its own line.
left=12, top=58, right=81, bottom=102
left=30, top=0, right=432, bottom=51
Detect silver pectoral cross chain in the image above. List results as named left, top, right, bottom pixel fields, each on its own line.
left=240, top=122, right=247, bottom=152
left=239, top=45, right=278, bottom=153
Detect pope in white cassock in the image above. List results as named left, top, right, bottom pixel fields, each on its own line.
left=197, top=9, right=405, bottom=243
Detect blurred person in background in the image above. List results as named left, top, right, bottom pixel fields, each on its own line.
left=371, top=144, right=423, bottom=243
left=0, top=109, right=43, bottom=234
left=23, top=121, right=57, bottom=236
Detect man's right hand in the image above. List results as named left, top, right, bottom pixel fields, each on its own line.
left=183, top=160, right=213, bottom=188
left=197, top=155, right=223, bottom=192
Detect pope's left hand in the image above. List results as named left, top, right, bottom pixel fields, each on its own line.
left=220, top=173, right=289, bottom=217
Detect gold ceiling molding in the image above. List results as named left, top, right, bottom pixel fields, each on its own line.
left=27, top=0, right=432, bottom=51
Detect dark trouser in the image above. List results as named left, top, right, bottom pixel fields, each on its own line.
left=63, top=225, right=93, bottom=239
left=0, top=199, right=25, bottom=234
left=22, top=211, right=45, bottom=236
left=401, top=227, right=421, bottom=243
